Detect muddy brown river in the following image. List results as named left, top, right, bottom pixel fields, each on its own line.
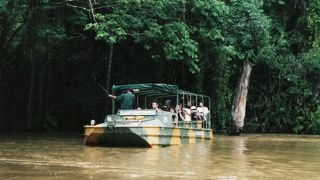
left=0, top=134, right=319, bottom=179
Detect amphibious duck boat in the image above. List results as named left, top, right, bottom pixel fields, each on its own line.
left=84, top=83, right=213, bottom=147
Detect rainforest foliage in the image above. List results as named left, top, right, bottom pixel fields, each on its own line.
left=0, top=0, right=319, bottom=133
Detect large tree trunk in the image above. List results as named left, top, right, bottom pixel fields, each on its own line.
left=230, top=59, right=252, bottom=135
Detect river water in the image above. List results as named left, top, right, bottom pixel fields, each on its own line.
left=0, top=134, right=319, bottom=179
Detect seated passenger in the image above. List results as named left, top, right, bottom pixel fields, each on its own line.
left=191, top=106, right=198, bottom=120
left=162, top=99, right=172, bottom=111
left=197, top=102, right=209, bottom=121
left=183, top=105, right=191, bottom=122
left=177, top=104, right=185, bottom=121
left=152, top=102, right=159, bottom=109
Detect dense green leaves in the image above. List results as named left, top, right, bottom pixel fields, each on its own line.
left=308, top=0, right=320, bottom=49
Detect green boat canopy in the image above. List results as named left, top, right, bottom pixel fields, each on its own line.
left=112, top=83, right=179, bottom=94
left=112, top=83, right=211, bottom=100
left=111, top=83, right=211, bottom=117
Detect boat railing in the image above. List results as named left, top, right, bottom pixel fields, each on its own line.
left=105, top=109, right=211, bottom=129
left=173, top=120, right=211, bottom=130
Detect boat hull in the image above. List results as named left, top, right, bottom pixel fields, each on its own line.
left=84, top=125, right=213, bottom=147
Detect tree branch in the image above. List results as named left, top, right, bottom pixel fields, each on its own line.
left=88, top=0, right=97, bottom=23
left=49, top=0, right=90, bottom=12
left=64, top=3, right=90, bottom=12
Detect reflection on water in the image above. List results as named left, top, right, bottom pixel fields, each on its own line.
left=0, top=134, right=320, bottom=179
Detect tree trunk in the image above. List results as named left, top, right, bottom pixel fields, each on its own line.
left=106, top=44, right=114, bottom=92
left=38, top=69, right=43, bottom=127
left=105, top=44, right=114, bottom=111
left=182, top=0, right=186, bottom=22
left=27, top=54, right=35, bottom=132
left=313, top=79, right=320, bottom=103
left=26, top=0, right=37, bottom=132
left=230, top=59, right=252, bottom=135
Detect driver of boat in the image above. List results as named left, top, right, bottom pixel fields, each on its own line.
left=108, top=88, right=135, bottom=109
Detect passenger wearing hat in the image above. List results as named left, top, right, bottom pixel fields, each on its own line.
left=162, top=99, right=172, bottom=111
left=109, top=88, right=135, bottom=109
left=191, top=106, right=198, bottom=120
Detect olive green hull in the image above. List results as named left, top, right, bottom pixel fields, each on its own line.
left=84, top=126, right=213, bottom=147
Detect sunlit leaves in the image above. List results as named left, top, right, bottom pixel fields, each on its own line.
left=226, top=0, right=271, bottom=62
left=162, top=22, right=198, bottom=64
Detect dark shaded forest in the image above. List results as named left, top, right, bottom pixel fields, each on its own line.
left=0, top=0, right=319, bottom=133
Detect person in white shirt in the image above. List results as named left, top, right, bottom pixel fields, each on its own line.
left=197, top=102, right=209, bottom=121
left=177, top=104, right=185, bottom=121
left=183, top=106, right=191, bottom=122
